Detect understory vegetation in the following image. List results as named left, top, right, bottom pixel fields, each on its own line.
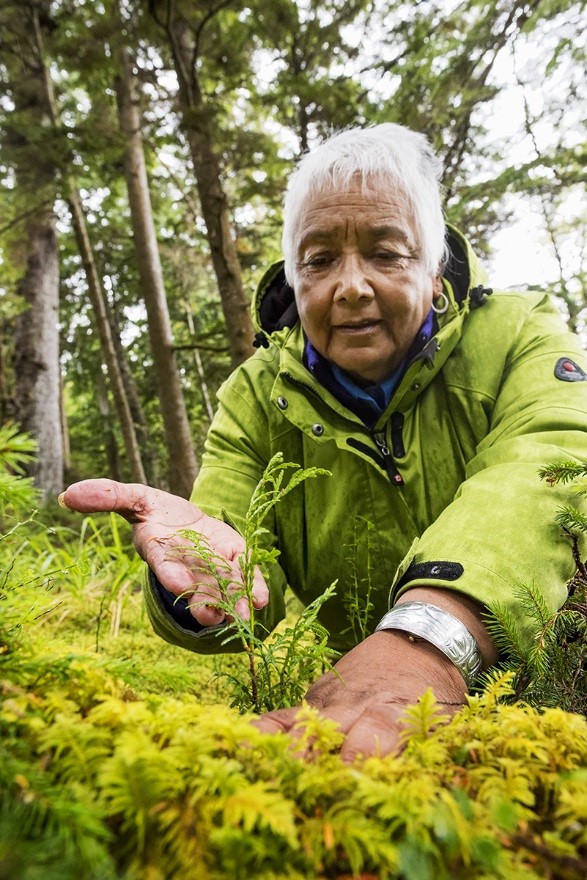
left=1, top=432, right=586, bottom=880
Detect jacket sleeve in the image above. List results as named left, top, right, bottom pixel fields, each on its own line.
left=391, top=292, right=587, bottom=650
left=142, top=358, right=288, bottom=654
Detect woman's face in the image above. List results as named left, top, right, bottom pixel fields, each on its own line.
left=293, top=178, right=439, bottom=384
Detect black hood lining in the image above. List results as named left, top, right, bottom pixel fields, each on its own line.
left=258, top=273, right=297, bottom=335
left=257, top=228, right=470, bottom=335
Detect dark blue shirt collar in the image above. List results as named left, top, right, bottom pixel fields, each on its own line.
left=303, top=310, right=435, bottom=426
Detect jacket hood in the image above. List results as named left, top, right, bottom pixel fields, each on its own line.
left=251, top=225, right=489, bottom=339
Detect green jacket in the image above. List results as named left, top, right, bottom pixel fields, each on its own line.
left=144, top=228, right=587, bottom=654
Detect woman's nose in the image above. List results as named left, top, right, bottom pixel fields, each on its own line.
left=333, top=255, right=373, bottom=302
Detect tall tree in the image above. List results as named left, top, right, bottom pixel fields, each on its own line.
left=251, top=0, right=375, bottom=154
left=65, top=185, right=147, bottom=484
left=20, top=2, right=148, bottom=484
left=149, top=0, right=255, bottom=367
left=115, top=35, right=198, bottom=496
left=0, top=0, right=63, bottom=499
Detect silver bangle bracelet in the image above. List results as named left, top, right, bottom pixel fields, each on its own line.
left=375, top=601, right=482, bottom=687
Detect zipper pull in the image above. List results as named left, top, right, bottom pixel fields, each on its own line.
left=372, top=431, right=404, bottom=486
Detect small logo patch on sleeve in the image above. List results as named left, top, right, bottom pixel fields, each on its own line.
left=396, top=560, right=464, bottom=591
left=554, top=358, right=587, bottom=382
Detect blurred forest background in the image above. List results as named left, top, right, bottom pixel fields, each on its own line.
left=0, top=0, right=585, bottom=503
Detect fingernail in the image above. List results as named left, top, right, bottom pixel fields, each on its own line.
left=57, top=492, right=68, bottom=508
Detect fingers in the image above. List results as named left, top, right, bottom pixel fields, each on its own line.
left=173, top=548, right=268, bottom=624
left=254, top=700, right=408, bottom=763
left=252, top=703, right=346, bottom=762
left=186, top=570, right=251, bottom=626
left=187, top=588, right=227, bottom=627
left=60, top=479, right=164, bottom=523
left=151, top=548, right=267, bottom=627
left=251, top=565, right=269, bottom=609
left=251, top=707, right=300, bottom=734
left=338, top=703, right=405, bottom=762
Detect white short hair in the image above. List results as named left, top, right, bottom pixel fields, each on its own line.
left=282, top=123, right=448, bottom=283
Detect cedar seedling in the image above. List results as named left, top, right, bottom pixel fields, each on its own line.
left=167, top=453, right=338, bottom=712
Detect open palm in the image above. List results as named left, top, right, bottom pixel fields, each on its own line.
left=61, top=479, right=269, bottom=626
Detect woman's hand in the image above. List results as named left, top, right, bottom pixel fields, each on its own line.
left=252, top=630, right=467, bottom=761
left=60, top=479, right=269, bottom=626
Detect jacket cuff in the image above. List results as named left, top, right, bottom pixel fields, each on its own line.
left=148, top=568, right=208, bottom=634
left=142, top=565, right=246, bottom=654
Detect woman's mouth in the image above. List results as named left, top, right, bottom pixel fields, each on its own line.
left=334, top=319, right=381, bottom=334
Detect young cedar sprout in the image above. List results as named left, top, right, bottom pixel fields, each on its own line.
left=166, top=453, right=339, bottom=713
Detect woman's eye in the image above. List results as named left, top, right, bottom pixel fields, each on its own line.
left=373, top=250, right=407, bottom=263
left=304, top=253, right=333, bottom=268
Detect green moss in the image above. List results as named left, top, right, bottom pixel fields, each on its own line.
left=2, top=442, right=587, bottom=878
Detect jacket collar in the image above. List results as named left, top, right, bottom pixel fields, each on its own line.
left=255, top=225, right=490, bottom=423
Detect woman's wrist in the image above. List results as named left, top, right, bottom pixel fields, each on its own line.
left=394, top=586, right=499, bottom=669
left=375, top=601, right=482, bottom=687
left=330, top=629, right=468, bottom=704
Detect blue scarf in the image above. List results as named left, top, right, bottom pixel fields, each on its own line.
left=304, top=310, right=434, bottom=427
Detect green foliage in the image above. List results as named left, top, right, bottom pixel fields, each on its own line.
left=1, top=451, right=587, bottom=878
left=0, top=423, right=37, bottom=518
left=484, top=460, right=587, bottom=715
left=539, top=460, right=587, bottom=488
left=3, top=0, right=584, bottom=486
left=25, top=513, right=144, bottom=650
left=169, top=453, right=337, bottom=713
left=342, top=515, right=376, bottom=645
left=0, top=422, right=36, bottom=474
left=2, top=655, right=587, bottom=879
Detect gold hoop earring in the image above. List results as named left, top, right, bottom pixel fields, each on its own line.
left=431, top=291, right=449, bottom=314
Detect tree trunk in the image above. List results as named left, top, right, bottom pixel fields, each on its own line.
left=183, top=301, right=214, bottom=424
left=115, top=42, right=198, bottom=497
left=12, top=215, right=63, bottom=500
left=5, top=1, right=63, bottom=500
left=59, top=370, right=71, bottom=480
left=164, top=14, right=255, bottom=367
left=95, top=368, right=122, bottom=482
left=27, top=7, right=147, bottom=486
left=0, top=320, right=7, bottom=424
left=108, top=296, right=160, bottom=486
left=66, top=186, right=147, bottom=485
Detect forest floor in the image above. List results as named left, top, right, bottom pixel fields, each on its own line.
left=1, top=507, right=586, bottom=880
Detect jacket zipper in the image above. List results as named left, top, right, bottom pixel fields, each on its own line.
left=370, top=429, right=404, bottom=487
left=283, top=370, right=405, bottom=486
left=390, top=412, right=405, bottom=458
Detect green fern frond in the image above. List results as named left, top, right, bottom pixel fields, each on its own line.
left=0, top=423, right=37, bottom=474
left=342, top=516, right=376, bottom=645
left=399, top=688, right=450, bottom=745
left=291, top=702, right=346, bottom=755
left=514, top=583, right=553, bottom=629
left=217, top=782, right=299, bottom=848
left=0, top=471, right=38, bottom=507
left=472, top=669, right=517, bottom=705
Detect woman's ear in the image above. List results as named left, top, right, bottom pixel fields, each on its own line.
left=432, top=274, right=443, bottom=297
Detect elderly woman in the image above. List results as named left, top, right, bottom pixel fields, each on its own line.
left=63, top=123, right=587, bottom=759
